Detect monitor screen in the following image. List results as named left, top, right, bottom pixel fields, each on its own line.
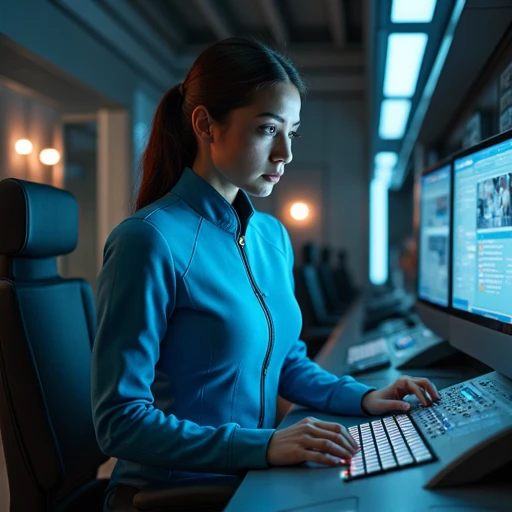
left=418, top=164, right=451, bottom=307
left=452, top=137, right=512, bottom=323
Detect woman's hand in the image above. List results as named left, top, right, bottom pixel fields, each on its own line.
left=266, top=416, right=359, bottom=467
left=361, top=375, right=440, bottom=416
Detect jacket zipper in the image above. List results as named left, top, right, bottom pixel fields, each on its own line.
left=237, top=234, right=274, bottom=428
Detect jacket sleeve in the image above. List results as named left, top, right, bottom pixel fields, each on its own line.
left=278, top=339, right=375, bottom=415
left=91, top=219, right=274, bottom=473
left=276, top=222, right=375, bottom=416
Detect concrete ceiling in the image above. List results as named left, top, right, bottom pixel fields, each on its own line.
left=56, top=0, right=369, bottom=98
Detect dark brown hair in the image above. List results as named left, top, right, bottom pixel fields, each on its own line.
left=135, top=37, right=307, bottom=211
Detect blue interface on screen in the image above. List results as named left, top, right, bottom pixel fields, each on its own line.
left=452, top=137, right=512, bottom=323
left=419, top=165, right=451, bottom=307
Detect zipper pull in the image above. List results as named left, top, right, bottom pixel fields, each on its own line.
left=238, top=235, right=245, bottom=247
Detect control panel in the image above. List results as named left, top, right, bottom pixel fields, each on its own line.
left=408, top=377, right=512, bottom=440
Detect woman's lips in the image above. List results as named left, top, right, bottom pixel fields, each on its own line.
left=263, top=174, right=281, bottom=183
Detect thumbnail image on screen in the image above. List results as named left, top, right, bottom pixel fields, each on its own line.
left=452, top=137, right=512, bottom=323
left=476, top=174, right=512, bottom=229
left=418, top=165, right=451, bottom=307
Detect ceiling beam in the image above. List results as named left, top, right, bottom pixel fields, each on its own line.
left=290, top=48, right=363, bottom=68
left=325, top=0, right=346, bottom=46
left=305, top=73, right=365, bottom=93
left=175, top=46, right=363, bottom=72
left=53, top=0, right=176, bottom=91
left=129, top=0, right=183, bottom=47
left=99, top=0, right=179, bottom=60
left=191, top=0, right=232, bottom=39
left=257, top=0, right=289, bottom=45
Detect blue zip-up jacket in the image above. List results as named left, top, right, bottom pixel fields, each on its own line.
left=91, top=167, right=373, bottom=489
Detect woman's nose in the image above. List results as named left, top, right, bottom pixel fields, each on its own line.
left=271, top=135, right=293, bottom=164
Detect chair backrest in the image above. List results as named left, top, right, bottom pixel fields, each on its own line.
left=0, top=178, right=108, bottom=512
left=318, top=247, right=342, bottom=313
left=334, top=250, right=357, bottom=303
left=294, top=243, right=332, bottom=328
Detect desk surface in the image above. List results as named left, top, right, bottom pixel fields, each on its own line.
left=225, top=300, right=512, bottom=512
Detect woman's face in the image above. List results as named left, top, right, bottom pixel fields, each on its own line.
left=209, top=81, right=302, bottom=201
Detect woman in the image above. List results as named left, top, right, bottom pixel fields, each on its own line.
left=91, top=37, right=439, bottom=511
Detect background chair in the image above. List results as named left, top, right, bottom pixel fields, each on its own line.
left=293, top=243, right=341, bottom=357
left=317, top=246, right=349, bottom=316
left=333, top=249, right=359, bottom=305
left=294, top=242, right=340, bottom=329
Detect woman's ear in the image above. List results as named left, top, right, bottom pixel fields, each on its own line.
left=191, top=106, right=213, bottom=141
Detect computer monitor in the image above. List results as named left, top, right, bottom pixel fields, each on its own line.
left=416, top=162, right=452, bottom=339
left=451, top=129, right=512, bottom=379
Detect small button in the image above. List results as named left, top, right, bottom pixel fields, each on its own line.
left=238, top=236, right=245, bottom=246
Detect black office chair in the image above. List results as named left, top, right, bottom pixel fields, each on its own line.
left=0, top=178, right=238, bottom=512
left=294, top=243, right=340, bottom=328
left=317, top=247, right=350, bottom=315
left=333, top=249, right=358, bottom=304
left=0, top=178, right=108, bottom=511
left=293, top=243, right=340, bottom=358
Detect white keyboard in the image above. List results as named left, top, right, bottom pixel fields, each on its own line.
left=342, top=414, right=435, bottom=481
left=347, top=337, right=389, bottom=364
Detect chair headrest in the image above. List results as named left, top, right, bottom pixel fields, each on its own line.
left=320, top=247, right=331, bottom=263
left=301, top=242, right=318, bottom=264
left=0, top=179, right=78, bottom=258
left=338, top=249, right=347, bottom=262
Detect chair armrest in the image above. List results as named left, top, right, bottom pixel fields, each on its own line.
left=133, top=476, right=240, bottom=511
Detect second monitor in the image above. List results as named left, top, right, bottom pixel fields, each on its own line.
left=392, top=161, right=458, bottom=368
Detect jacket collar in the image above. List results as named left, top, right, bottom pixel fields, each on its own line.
left=171, top=167, right=255, bottom=234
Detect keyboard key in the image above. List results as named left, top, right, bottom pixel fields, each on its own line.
left=381, top=459, right=398, bottom=470
left=414, top=452, right=434, bottom=463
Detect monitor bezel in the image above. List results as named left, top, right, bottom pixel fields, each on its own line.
left=449, top=127, right=512, bottom=337
left=416, top=158, right=453, bottom=313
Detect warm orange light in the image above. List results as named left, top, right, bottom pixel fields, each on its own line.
left=15, top=139, right=33, bottom=155
left=39, top=148, right=61, bottom=165
left=290, top=202, right=309, bottom=221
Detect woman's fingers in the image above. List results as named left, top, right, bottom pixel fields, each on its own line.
left=303, top=449, right=349, bottom=467
left=268, top=418, right=359, bottom=467
left=411, top=377, right=440, bottom=401
left=395, top=376, right=440, bottom=404
left=401, top=379, right=435, bottom=406
left=308, top=419, right=359, bottom=451
left=303, top=435, right=355, bottom=460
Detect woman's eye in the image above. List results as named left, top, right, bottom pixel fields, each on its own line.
left=260, top=125, right=277, bottom=135
left=259, top=126, right=301, bottom=139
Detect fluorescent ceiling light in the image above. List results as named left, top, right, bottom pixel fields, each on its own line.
left=374, top=167, right=393, bottom=185
left=369, top=179, right=389, bottom=285
left=375, top=168, right=393, bottom=186
left=374, top=152, right=398, bottom=169
left=379, top=99, right=411, bottom=139
left=384, top=33, right=428, bottom=97
left=391, top=0, right=437, bottom=23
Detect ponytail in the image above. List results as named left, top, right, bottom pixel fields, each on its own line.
left=135, top=84, right=196, bottom=211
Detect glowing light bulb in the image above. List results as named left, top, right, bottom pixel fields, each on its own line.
left=39, top=148, right=60, bottom=165
left=15, top=139, right=33, bottom=155
left=290, top=202, right=309, bottom=221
